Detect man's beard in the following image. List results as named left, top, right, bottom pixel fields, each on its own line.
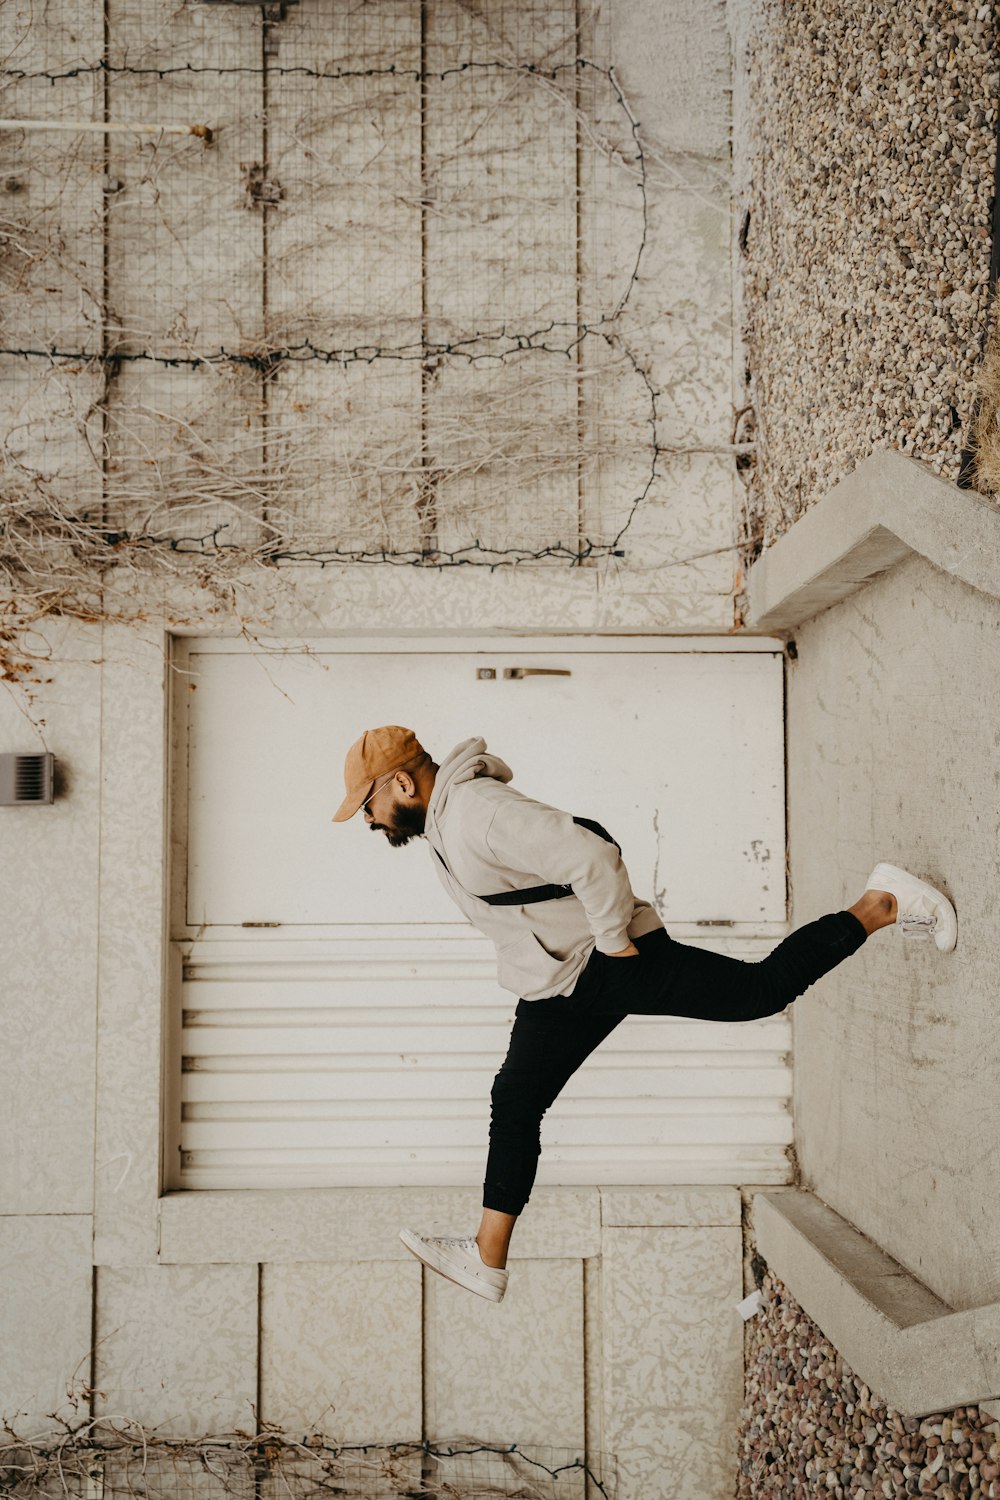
left=369, top=800, right=427, bottom=848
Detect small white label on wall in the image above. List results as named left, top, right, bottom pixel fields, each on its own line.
left=736, top=1289, right=764, bottom=1321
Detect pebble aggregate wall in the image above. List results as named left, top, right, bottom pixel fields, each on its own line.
left=736, top=1246, right=1000, bottom=1499
left=738, top=0, right=999, bottom=547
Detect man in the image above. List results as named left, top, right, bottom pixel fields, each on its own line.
left=333, top=724, right=957, bottom=1304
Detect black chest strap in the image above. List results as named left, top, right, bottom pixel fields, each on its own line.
left=432, top=815, right=620, bottom=905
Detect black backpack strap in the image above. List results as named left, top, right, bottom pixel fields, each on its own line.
left=432, top=816, right=619, bottom=905
left=478, top=879, right=573, bottom=906
left=571, top=816, right=620, bottom=853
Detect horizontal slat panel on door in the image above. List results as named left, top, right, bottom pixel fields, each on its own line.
left=182, top=967, right=499, bottom=993
left=180, top=1143, right=788, bottom=1168
left=177, top=1144, right=792, bottom=1190
left=182, top=1064, right=792, bottom=1102
left=184, top=1046, right=788, bottom=1073
left=181, top=1017, right=788, bottom=1057
left=183, top=1097, right=788, bottom=1122
left=180, top=1112, right=792, bottom=1151
left=173, top=930, right=794, bottom=1188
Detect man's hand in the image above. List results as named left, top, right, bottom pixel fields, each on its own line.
left=606, top=942, right=639, bottom=958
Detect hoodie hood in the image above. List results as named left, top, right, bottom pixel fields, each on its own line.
left=425, top=736, right=513, bottom=837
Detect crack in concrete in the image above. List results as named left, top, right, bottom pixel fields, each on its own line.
left=652, top=806, right=667, bottom=916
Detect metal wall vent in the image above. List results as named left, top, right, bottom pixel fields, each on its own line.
left=0, top=753, right=55, bottom=805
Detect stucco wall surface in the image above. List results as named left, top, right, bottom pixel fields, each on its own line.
left=787, top=550, right=1000, bottom=1311
left=2, top=644, right=102, bottom=1217
left=3, top=0, right=741, bottom=643
left=0, top=1216, right=93, bottom=1430
left=0, top=2, right=752, bottom=1493
left=1, top=621, right=752, bottom=1493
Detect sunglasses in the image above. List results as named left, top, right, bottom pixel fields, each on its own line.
left=361, top=771, right=397, bottom=813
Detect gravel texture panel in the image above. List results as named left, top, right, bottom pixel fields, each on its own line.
left=739, top=0, right=1000, bottom=550
left=737, top=1252, right=1000, bottom=1498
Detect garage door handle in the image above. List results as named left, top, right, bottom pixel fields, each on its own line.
left=502, top=667, right=572, bottom=679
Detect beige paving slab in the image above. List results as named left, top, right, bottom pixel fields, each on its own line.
left=601, top=1227, right=743, bottom=1500
left=424, top=1258, right=584, bottom=1449
left=260, top=1260, right=421, bottom=1441
left=600, top=1187, right=742, bottom=1227
left=94, top=1262, right=257, bottom=1438
left=1, top=655, right=101, bottom=1214
left=0, top=1216, right=93, bottom=1436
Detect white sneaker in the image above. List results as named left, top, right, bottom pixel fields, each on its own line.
left=399, top=1228, right=508, bottom=1302
left=864, top=862, right=957, bottom=953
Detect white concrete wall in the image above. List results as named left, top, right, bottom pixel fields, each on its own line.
left=0, top=620, right=751, bottom=1479
left=1, top=631, right=104, bottom=1437
left=787, top=550, right=1000, bottom=1312
left=0, top=2, right=756, bottom=1495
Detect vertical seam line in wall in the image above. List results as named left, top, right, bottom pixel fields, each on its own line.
left=90, top=1264, right=99, bottom=1424
left=261, top=9, right=270, bottom=538
left=581, top=1253, right=590, bottom=1484
left=92, top=0, right=111, bottom=1354
left=574, top=0, right=585, bottom=560
left=420, top=1265, right=428, bottom=1440
left=782, top=647, right=791, bottom=926
left=100, top=0, right=110, bottom=541
left=782, top=644, right=799, bottom=1187
left=583, top=1253, right=604, bottom=1496
left=257, top=1262, right=264, bottom=1431
left=417, top=0, right=434, bottom=553
left=739, top=1191, right=752, bottom=1420
left=157, top=630, right=173, bottom=1204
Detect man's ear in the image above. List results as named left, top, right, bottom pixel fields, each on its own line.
left=396, top=770, right=417, bottom=797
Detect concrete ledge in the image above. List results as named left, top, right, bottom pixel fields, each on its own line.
left=156, top=1185, right=604, bottom=1265
left=746, top=449, right=1000, bottom=631
left=754, top=1190, right=1000, bottom=1418
left=158, top=1186, right=748, bottom=1265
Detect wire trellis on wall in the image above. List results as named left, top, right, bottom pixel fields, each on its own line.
left=0, top=1427, right=617, bottom=1500
left=0, top=0, right=672, bottom=608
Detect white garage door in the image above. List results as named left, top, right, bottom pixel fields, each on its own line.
left=166, top=635, right=791, bottom=1189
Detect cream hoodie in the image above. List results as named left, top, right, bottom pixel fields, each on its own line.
left=424, top=736, right=663, bottom=1000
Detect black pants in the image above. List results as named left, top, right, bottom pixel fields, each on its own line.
left=482, top=910, right=867, bottom=1216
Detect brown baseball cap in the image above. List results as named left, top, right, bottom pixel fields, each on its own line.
left=332, top=725, right=426, bottom=822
